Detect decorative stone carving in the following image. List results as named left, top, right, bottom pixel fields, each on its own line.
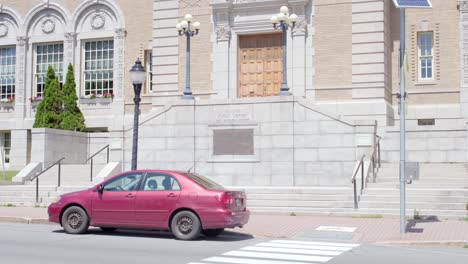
left=459, top=1, right=468, bottom=11
left=0, top=23, right=8, bottom=38
left=16, top=36, right=28, bottom=104
left=215, top=25, right=231, bottom=41
left=42, top=18, right=55, bottom=34
left=91, top=13, right=106, bottom=30
left=114, top=28, right=126, bottom=100
left=64, top=32, right=76, bottom=66
left=16, top=36, right=28, bottom=47
left=181, top=0, right=201, bottom=8
left=292, top=19, right=307, bottom=36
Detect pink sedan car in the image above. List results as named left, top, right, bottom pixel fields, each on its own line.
left=48, top=170, right=249, bottom=240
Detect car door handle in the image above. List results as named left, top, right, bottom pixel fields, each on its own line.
left=167, top=193, right=177, bottom=198
left=125, top=193, right=135, bottom=198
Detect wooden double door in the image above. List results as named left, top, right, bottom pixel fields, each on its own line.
left=238, top=34, right=283, bottom=97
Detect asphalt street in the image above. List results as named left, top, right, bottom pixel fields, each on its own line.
left=0, top=223, right=467, bottom=264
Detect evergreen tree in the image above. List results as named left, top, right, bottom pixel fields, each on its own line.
left=33, top=66, right=63, bottom=129
left=61, top=64, right=86, bottom=131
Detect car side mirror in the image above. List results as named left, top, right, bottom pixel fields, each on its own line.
left=97, top=184, right=104, bottom=193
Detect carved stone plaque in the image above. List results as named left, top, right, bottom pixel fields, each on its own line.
left=213, top=129, right=254, bottom=155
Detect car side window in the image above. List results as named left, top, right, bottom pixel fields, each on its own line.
left=143, top=173, right=181, bottom=191
left=103, top=173, right=143, bottom=192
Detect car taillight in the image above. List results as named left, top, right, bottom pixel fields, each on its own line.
left=217, top=192, right=232, bottom=208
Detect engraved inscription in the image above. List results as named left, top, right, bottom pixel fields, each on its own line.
left=213, top=129, right=254, bottom=156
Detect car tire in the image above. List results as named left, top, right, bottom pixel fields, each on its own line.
left=61, top=206, right=89, bottom=234
left=99, top=227, right=117, bottom=232
left=171, top=211, right=201, bottom=240
left=202, top=228, right=224, bottom=237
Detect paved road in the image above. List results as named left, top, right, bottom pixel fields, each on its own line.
left=0, top=223, right=467, bottom=264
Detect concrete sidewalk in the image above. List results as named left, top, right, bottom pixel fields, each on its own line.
left=0, top=206, right=467, bottom=245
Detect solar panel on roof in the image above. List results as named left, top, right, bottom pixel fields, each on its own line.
left=392, top=0, right=432, bottom=8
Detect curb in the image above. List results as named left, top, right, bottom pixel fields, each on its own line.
left=376, top=240, right=468, bottom=247
left=0, top=216, right=52, bottom=225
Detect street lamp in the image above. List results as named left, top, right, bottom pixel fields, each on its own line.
left=177, top=14, right=201, bottom=99
left=129, top=58, right=146, bottom=170
left=271, top=6, right=297, bottom=96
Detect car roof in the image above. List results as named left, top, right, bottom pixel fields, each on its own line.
left=124, top=169, right=187, bottom=175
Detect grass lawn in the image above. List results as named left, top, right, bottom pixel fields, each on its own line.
left=0, top=170, right=18, bottom=181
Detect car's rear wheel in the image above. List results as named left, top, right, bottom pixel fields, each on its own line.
left=99, top=227, right=117, bottom=232
left=202, top=228, right=224, bottom=237
left=171, top=211, right=201, bottom=240
left=61, top=206, right=89, bottom=234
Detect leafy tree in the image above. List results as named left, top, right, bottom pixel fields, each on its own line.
left=33, top=66, right=63, bottom=129
left=60, top=64, right=86, bottom=131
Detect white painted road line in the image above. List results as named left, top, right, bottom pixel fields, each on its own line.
left=222, top=250, right=332, bottom=262
left=203, top=257, right=314, bottom=264
left=316, top=226, right=357, bottom=233
left=272, top=239, right=360, bottom=248
left=240, top=245, right=344, bottom=256
left=256, top=242, right=355, bottom=252
left=191, top=240, right=360, bottom=264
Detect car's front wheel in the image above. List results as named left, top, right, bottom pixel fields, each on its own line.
left=171, top=211, right=201, bottom=240
left=61, top=206, right=89, bottom=234
left=202, top=228, right=224, bottom=237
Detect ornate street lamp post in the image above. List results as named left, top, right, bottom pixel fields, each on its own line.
left=271, top=6, right=297, bottom=96
left=129, top=59, right=146, bottom=170
left=176, top=14, right=201, bottom=99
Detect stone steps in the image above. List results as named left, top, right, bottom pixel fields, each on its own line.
left=360, top=194, right=468, bottom=203
left=248, top=200, right=355, bottom=208
left=249, top=207, right=468, bottom=219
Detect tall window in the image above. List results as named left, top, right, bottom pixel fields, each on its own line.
left=418, top=32, right=433, bottom=81
left=144, top=50, right=153, bottom=93
left=0, top=47, right=16, bottom=100
left=83, top=40, right=114, bottom=96
left=35, top=44, right=64, bottom=96
left=1, top=132, right=11, bottom=165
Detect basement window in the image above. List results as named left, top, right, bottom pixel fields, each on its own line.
left=417, top=119, right=435, bottom=126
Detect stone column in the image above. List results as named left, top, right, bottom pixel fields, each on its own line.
left=291, top=2, right=308, bottom=97
left=213, top=23, right=231, bottom=99
left=64, top=32, right=76, bottom=69
left=15, top=36, right=28, bottom=120
left=459, top=1, right=468, bottom=117
left=111, top=28, right=126, bottom=131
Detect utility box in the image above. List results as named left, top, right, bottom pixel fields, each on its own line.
left=405, top=162, right=419, bottom=181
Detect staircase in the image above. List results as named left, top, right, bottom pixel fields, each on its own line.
left=0, top=164, right=102, bottom=206
left=358, top=163, right=468, bottom=219
left=236, top=186, right=356, bottom=215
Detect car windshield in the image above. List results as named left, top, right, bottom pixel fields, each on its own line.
left=183, top=172, right=225, bottom=190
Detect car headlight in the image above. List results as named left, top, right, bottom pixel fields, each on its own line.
left=51, top=196, right=62, bottom=204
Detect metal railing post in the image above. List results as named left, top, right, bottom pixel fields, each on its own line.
left=353, top=180, right=358, bottom=209
left=57, top=160, right=61, bottom=187
left=361, top=160, right=364, bottom=192
left=372, top=156, right=376, bottom=183
left=378, top=142, right=381, bottom=168
left=36, top=177, right=39, bottom=204
left=106, top=147, right=109, bottom=163
left=90, top=159, right=93, bottom=182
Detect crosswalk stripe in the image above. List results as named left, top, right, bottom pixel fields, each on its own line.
left=240, top=246, right=343, bottom=256
left=203, top=257, right=314, bottom=264
left=256, top=242, right=354, bottom=252
left=222, top=250, right=332, bottom=262
left=272, top=240, right=360, bottom=248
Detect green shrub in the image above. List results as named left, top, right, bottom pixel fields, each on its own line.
left=60, top=64, right=86, bottom=131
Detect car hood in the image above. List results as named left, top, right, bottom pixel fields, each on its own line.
left=59, top=188, right=91, bottom=199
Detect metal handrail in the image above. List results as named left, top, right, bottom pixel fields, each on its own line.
left=30, top=157, right=65, bottom=204
left=369, top=135, right=382, bottom=183
left=350, top=135, right=382, bottom=209
left=86, top=145, right=109, bottom=182
left=350, top=154, right=365, bottom=209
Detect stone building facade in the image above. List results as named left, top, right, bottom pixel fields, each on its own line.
left=0, top=0, right=466, bottom=186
